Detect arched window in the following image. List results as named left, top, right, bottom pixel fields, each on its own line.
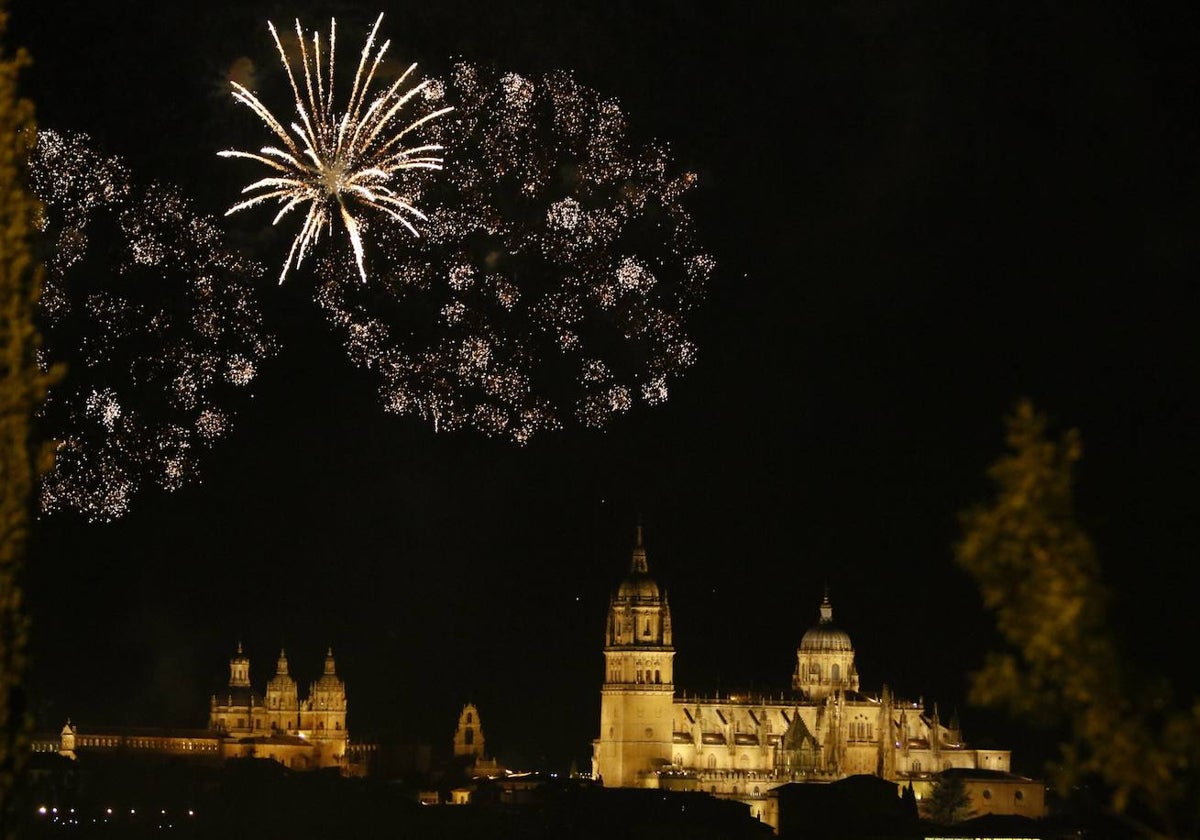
left=318, top=721, right=325, bottom=730
left=831, top=663, right=840, bottom=680
left=810, top=663, right=820, bottom=678
left=707, top=754, right=717, bottom=769
left=655, top=669, right=661, bottom=683
left=466, top=712, right=472, bottom=724
left=912, top=760, right=921, bottom=772
left=464, top=728, right=474, bottom=745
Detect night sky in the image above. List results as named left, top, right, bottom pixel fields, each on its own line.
left=10, top=1, right=1199, bottom=773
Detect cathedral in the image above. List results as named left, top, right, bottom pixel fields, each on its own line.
left=592, top=529, right=1014, bottom=827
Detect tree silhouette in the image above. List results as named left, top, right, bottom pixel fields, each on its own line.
left=1, top=4, right=59, bottom=836
left=924, top=772, right=973, bottom=825
left=957, top=400, right=1200, bottom=839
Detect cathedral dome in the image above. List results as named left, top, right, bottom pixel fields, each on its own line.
left=616, top=573, right=660, bottom=600
left=799, top=592, right=852, bottom=652
left=799, top=624, right=853, bottom=652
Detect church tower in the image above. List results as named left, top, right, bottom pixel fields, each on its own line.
left=454, top=703, right=486, bottom=759
left=593, top=527, right=675, bottom=787
left=229, top=641, right=250, bottom=688
left=210, top=642, right=259, bottom=735
left=265, top=649, right=300, bottom=732
left=303, top=647, right=348, bottom=765
left=793, top=591, right=859, bottom=700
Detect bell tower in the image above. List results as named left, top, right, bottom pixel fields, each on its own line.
left=593, top=527, right=675, bottom=787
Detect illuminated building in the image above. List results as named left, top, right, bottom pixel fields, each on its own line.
left=209, top=644, right=350, bottom=770
left=592, top=529, right=1021, bottom=828
left=35, top=645, right=369, bottom=774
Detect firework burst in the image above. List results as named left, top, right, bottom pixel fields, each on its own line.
left=32, top=130, right=277, bottom=521
left=316, top=64, right=712, bottom=443
left=220, top=13, right=451, bottom=283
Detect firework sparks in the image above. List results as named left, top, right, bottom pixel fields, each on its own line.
left=316, top=64, right=712, bottom=443
left=32, top=130, right=277, bottom=521
left=220, top=13, right=451, bottom=283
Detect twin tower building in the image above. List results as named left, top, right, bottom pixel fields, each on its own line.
left=592, top=528, right=1012, bottom=824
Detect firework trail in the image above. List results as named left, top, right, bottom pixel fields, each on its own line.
left=316, top=64, right=713, bottom=443
left=31, top=130, right=277, bottom=521
left=220, top=13, right=451, bottom=283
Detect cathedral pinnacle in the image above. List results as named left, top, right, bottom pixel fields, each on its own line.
left=631, top=525, right=648, bottom=574
left=324, top=647, right=337, bottom=675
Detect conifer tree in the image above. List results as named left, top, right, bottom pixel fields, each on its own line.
left=957, top=401, right=1200, bottom=839
left=924, top=772, right=973, bottom=825
left=1, top=4, right=58, bottom=836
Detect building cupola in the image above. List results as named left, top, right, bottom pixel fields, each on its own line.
left=793, top=590, right=859, bottom=699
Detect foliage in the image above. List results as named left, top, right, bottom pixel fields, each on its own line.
left=1, top=3, right=59, bottom=836
left=924, top=772, right=973, bottom=825
left=957, top=400, right=1200, bottom=839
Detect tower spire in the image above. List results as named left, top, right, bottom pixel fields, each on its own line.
left=819, top=588, right=833, bottom=624
left=631, top=525, right=648, bottom=573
